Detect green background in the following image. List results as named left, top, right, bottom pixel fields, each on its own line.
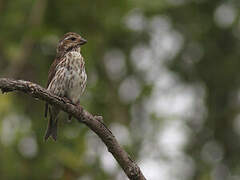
left=1, top=0, right=240, bottom=179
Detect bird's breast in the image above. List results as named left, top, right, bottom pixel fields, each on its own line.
left=65, top=51, right=87, bottom=103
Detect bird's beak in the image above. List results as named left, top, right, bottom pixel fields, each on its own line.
left=79, top=37, right=87, bottom=45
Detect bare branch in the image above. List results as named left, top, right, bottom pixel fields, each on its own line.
left=0, top=78, right=147, bottom=180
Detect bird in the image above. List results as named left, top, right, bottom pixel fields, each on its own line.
left=44, top=32, right=87, bottom=141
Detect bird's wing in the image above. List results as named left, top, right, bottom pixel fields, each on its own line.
left=47, top=57, right=63, bottom=87
left=45, top=56, right=65, bottom=118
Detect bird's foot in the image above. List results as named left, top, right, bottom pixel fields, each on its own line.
left=76, top=104, right=83, bottom=113
left=62, top=97, right=75, bottom=106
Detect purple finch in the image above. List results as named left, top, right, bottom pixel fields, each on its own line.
left=44, top=32, right=87, bottom=141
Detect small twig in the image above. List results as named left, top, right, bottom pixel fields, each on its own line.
left=0, top=78, right=147, bottom=180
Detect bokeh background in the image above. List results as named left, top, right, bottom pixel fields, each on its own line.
left=1, top=0, right=240, bottom=179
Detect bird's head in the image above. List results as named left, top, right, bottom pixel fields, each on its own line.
left=57, top=32, right=87, bottom=54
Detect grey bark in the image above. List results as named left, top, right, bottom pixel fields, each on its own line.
left=0, top=78, right=147, bottom=180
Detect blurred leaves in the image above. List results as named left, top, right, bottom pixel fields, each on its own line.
left=1, top=0, right=240, bottom=180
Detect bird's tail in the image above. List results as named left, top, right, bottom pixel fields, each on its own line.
left=44, top=108, right=58, bottom=141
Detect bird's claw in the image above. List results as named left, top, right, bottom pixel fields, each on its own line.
left=76, top=104, right=83, bottom=113
left=62, top=97, right=75, bottom=106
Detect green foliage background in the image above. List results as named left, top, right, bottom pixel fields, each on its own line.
left=1, top=0, right=240, bottom=179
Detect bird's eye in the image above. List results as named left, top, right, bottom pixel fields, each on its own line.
left=69, top=37, right=76, bottom=41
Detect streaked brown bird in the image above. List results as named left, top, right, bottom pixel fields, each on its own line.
left=44, top=32, right=87, bottom=141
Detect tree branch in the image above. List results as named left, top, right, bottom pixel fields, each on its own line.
left=0, top=78, right=147, bottom=180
